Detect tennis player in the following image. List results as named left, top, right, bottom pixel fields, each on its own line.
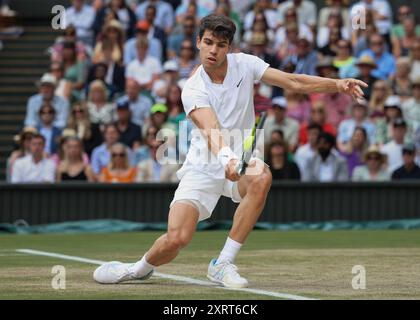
left=94, top=14, right=367, bottom=288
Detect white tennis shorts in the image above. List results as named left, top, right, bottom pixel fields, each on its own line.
left=170, top=169, right=243, bottom=221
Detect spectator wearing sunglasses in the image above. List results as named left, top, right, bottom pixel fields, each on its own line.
left=99, top=143, right=137, bottom=183
left=352, top=145, right=390, bottom=181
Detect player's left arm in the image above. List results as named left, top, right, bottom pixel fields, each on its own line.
left=261, top=67, right=368, bottom=100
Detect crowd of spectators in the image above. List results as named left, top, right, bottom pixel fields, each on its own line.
left=6, top=0, right=420, bottom=183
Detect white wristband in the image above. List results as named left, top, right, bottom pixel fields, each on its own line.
left=217, top=147, right=238, bottom=167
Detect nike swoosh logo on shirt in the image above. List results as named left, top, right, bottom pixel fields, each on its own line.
left=237, top=77, right=243, bottom=88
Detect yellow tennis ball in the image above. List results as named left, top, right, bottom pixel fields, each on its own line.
left=243, top=135, right=254, bottom=151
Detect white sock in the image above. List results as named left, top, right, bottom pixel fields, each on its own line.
left=217, top=237, right=242, bottom=264
left=130, top=255, right=155, bottom=276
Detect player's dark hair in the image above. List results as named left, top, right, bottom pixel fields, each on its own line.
left=198, top=14, right=236, bottom=44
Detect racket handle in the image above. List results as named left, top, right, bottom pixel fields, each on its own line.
left=235, top=160, right=246, bottom=176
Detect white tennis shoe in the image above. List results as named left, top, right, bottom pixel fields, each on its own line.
left=207, top=259, right=249, bottom=288
left=93, top=261, right=153, bottom=284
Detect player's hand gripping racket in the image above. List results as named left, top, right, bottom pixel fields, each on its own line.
left=235, top=112, right=267, bottom=176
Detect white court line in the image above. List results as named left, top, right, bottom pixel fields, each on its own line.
left=16, top=248, right=316, bottom=300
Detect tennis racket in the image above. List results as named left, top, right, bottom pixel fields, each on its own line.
left=235, top=112, right=267, bottom=176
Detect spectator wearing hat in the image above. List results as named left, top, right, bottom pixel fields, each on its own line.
left=246, top=31, right=280, bottom=73
left=175, top=38, right=200, bottom=80
left=352, top=145, right=390, bottom=181
left=126, top=37, right=162, bottom=92
left=402, top=78, right=420, bottom=133
left=11, top=134, right=56, bottom=183
left=36, top=104, right=62, bottom=156
left=115, top=101, right=142, bottom=149
left=263, top=97, right=299, bottom=151
left=381, top=118, right=409, bottom=173
left=92, top=0, right=137, bottom=40
left=116, top=78, right=153, bottom=127
left=376, top=95, right=407, bottom=146
left=152, top=60, right=181, bottom=103
left=316, top=56, right=339, bottom=78
left=392, top=143, right=420, bottom=180
left=24, top=73, right=69, bottom=129
left=302, top=132, right=348, bottom=182
left=142, top=103, right=177, bottom=139
left=135, top=0, right=175, bottom=35
left=298, top=101, right=336, bottom=145
left=6, top=127, right=38, bottom=182
left=353, top=55, right=379, bottom=100
left=167, top=15, right=197, bottom=60
left=295, top=123, right=322, bottom=174
left=64, top=0, right=96, bottom=46
left=124, top=20, right=163, bottom=64
left=337, top=99, right=376, bottom=152
left=359, top=33, right=396, bottom=80
left=92, top=19, right=125, bottom=65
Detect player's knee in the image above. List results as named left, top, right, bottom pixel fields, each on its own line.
left=248, top=170, right=272, bottom=197
left=166, top=231, right=192, bottom=251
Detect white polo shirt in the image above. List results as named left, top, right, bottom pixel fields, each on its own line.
left=11, top=155, right=56, bottom=183
left=180, top=53, right=269, bottom=179
left=126, top=56, right=162, bottom=86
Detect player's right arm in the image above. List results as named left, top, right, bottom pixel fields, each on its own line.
left=189, top=107, right=240, bottom=181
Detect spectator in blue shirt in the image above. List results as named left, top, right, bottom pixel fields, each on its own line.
left=135, top=0, right=175, bottom=35
left=281, top=38, right=318, bottom=76
left=116, top=78, right=153, bottom=127
left=337, top=99, right=376, bottom=152
left=359, top=33, right=396, bottom=80
left=24, top=73, right=69, bottom=129
left=124, top=20, right=163, bottom=64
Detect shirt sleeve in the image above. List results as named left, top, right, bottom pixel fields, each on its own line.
left=241, top=54, right=270, bottom=81
left=181, top=85, right=211, bottom=117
